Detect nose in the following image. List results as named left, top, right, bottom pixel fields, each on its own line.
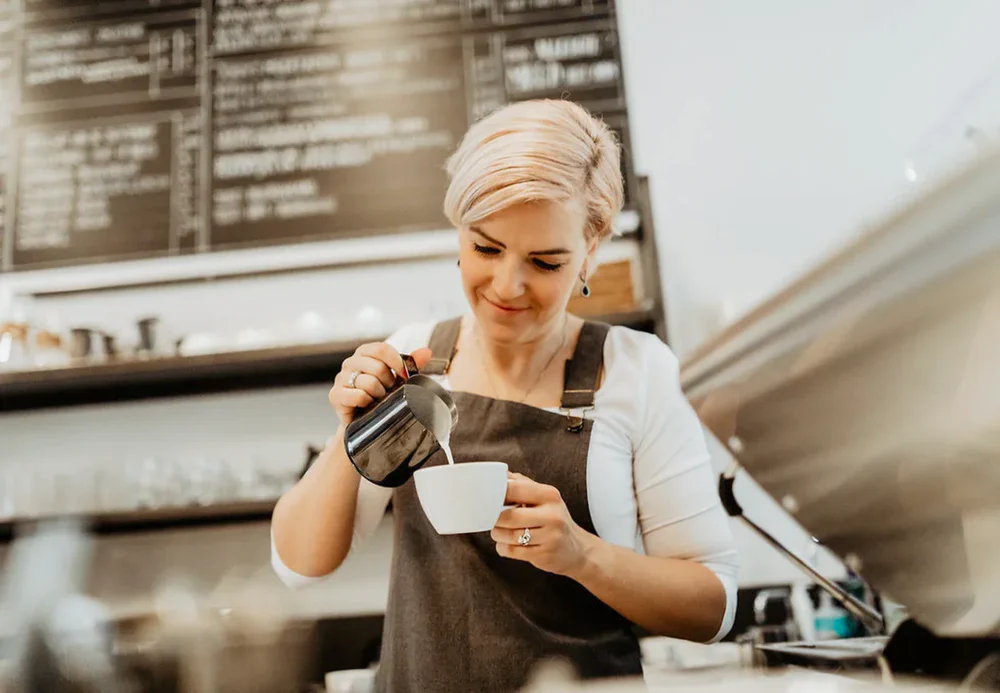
left=491, top=257, right=526, bottom=302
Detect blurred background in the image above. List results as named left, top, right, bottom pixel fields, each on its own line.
left=1, top=1, right=999, bottom=690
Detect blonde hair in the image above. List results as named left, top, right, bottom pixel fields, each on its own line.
left=444, top=99, right=623, bottom=242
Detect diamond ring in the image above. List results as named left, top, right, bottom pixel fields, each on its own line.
left=517, top=528, right=531, bottom=546
left=346, top=370, right=360, bottom=388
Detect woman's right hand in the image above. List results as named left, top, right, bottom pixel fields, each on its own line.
left=329, top=343, right=433, bottom=426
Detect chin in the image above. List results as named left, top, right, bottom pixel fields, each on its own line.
left=476, top=312, right=524, bottom=339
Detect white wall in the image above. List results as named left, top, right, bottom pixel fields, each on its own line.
left=617, top=0, right=1000, bottom=356
left=615, top=0, right=1000, bottom=585
left=4, top=0, right=1000, bottom=610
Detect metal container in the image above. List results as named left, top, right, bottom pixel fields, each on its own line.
left=70, top=328, right=116, bottom=361
left=136, top=316, right=159, bottom=354
left=344, top=354, right=458, bottom=487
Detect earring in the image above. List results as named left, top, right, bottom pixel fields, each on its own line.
left=456, top=259, right=461, bottom=268
left=579, top=271, right=591, bottom=298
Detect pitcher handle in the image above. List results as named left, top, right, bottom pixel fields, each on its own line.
left=400, top=353, right=419, bottom=379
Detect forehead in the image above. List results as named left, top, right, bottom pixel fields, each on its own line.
left=472, top=200, right=586, bottom=250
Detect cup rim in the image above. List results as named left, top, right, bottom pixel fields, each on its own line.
left=413, top=461, right=507, bottom=478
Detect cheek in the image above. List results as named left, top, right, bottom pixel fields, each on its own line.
left=530, top=272, right=575, bottom=308
left=459, top=252, right=491, bottom=291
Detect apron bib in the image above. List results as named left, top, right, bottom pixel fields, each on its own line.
left=376, top=318, right=642, bottom=693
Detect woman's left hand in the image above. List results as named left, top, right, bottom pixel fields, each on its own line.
left=491, top=473, right=597, bottom=577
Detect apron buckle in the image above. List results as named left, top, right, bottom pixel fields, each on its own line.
left=562, top=407, right=594, bottom=433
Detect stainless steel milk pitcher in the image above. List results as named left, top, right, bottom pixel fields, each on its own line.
left=344, top=354, right=458, bottom=487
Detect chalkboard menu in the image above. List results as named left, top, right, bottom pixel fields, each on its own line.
left=0, top=0, right=633, bottom=272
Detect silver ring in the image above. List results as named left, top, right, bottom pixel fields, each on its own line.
left=517, top=528, right=531, bottom=546
left=346, top=370, right=360, bottom=388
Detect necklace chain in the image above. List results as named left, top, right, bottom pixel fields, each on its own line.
left=476, top=318, right=568, bottom=404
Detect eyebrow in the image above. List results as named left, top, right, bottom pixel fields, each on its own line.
left=470, top=226, right=572, bottom=256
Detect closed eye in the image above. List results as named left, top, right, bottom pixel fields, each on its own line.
left=532, top=258, right=564, bottom=272
left=473, top=243, right=564, bottom=272
left=473, top=243, right=501, bottom=256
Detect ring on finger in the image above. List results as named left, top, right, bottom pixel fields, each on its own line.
left=517, top=528, right=531, bottom=546
left=346, top=370, right=360, bottom=388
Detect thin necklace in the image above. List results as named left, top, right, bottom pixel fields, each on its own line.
left=476, top=317, right=568, bottom=404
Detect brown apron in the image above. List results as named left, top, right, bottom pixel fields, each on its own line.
left=375, top=318, right=642, bottom=693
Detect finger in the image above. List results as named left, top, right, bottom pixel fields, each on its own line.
left=337, top=387, right=374, bottom=410
left=351, top=372, right=387, bottom=401
left=504, top=479, right=561, bottom=507
left=356, top=343, right=405, bottom=379
left=343, top=354, right=396, bottom=389
left=343, top=354, right=396, bottom=388
left=410, top=347, right=433, bottom=370
left=494, top=505, right=547, bottom=529
left=496, top=542, right=534, bottom=561
left=491, top=525, right=549, bottom=546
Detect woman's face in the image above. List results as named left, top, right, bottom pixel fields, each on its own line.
left=458, top=199, right=595, bottom=344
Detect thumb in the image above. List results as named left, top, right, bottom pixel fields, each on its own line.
left=410, top=347, right=434, bottom=370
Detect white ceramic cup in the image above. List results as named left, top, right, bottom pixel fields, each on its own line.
left=413, top=461, right=510, bottom=534
left=325, top=668, right=374, bottom=693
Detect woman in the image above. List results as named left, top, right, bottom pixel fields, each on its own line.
left=271, top=99, right=739, bottom=692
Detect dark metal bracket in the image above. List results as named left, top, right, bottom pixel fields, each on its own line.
left=718, top=462, right=886, bottom=635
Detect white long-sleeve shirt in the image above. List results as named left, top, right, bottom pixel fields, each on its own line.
left=272, top=322, right=739, bottom=642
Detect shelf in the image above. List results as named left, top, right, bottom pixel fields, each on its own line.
left=0, top=307, right=658, bottom=412
left=7, top=211, right=640, bottom=297
left=0, top=336, right=365, bottom=412
left=0, top=499, right=277, bottom=543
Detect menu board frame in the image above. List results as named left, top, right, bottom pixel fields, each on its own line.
left=0, top=0, right=638, bottom=288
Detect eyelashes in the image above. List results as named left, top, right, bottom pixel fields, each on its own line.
left=472, top=244, right=565, bottom=272
left=532, top=258, right=564, bottom=272
left=472, top=243, right=500, bottom=257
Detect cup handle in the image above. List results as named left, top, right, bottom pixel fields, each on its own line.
left=502, top=479, right=520, bottom=512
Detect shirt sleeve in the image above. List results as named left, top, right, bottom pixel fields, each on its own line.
left=271, top=321, right=432, bottom=588
left=632, top=336, right=740, bottom=643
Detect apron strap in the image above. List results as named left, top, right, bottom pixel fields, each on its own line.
left=560, top=321, right=611, bottom=410
left=420, top=317, right=463, bottom=375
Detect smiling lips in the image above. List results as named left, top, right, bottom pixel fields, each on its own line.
left=484, top=296, right=528, bottom=313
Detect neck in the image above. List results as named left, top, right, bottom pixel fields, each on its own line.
left=473, top=314, right=570, bottom=384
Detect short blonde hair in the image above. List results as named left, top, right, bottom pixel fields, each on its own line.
left=444, top=99, right=623, bottom=242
